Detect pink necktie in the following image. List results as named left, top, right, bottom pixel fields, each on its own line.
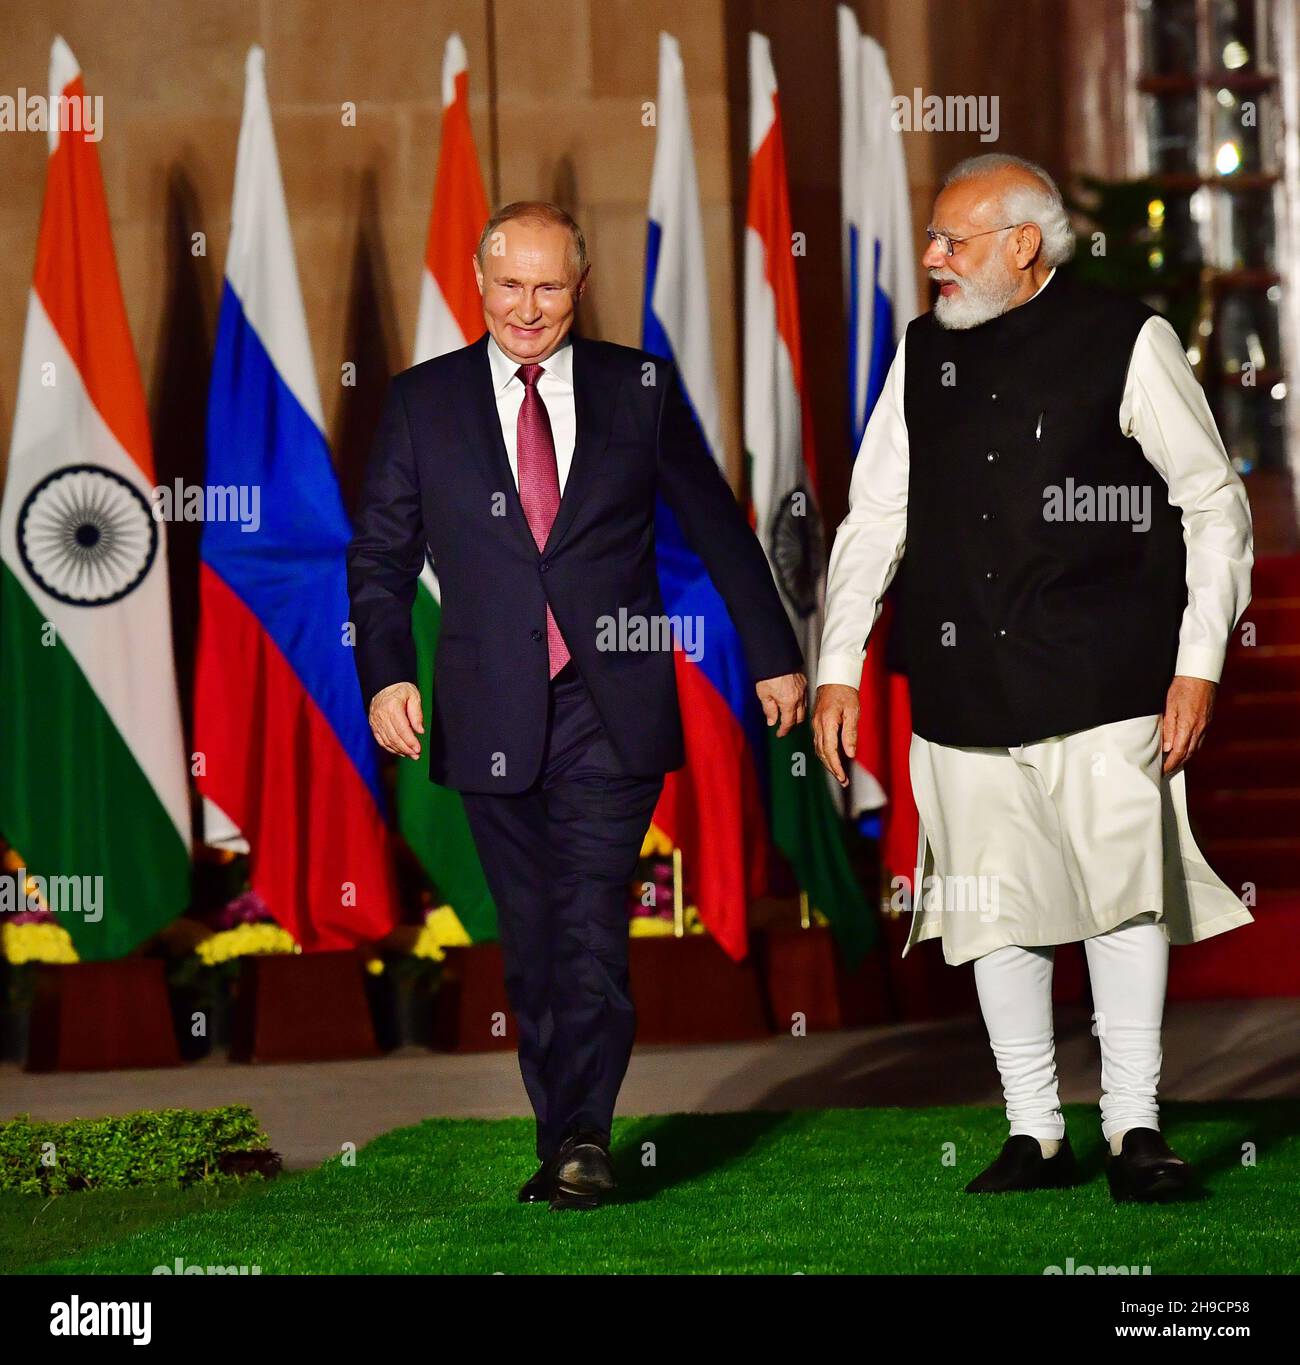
left=515, top=363, right=571, bottom=678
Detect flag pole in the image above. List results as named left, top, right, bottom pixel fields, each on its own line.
left=484, top=0, right=501, bottom=205
left=672, top=848, right=685, bottom=937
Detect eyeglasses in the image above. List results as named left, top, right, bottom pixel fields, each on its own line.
left=926, top=224, right=1022, bottom=257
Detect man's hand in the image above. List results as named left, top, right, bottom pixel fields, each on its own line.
left=756, top=672, right=807, bottom=739
left=1161, top=674, right=1216, bottom=775
left=812, top=683, right=860, bottom=788
left=368, top=681, right=424, bottom=759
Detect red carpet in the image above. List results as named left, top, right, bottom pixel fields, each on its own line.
left=1178, top=553, right=1300, bottom=999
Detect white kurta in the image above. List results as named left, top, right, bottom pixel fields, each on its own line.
left=818, top=269, right=1256, bottom=964
left=905, top=714, right=1253, bottom=965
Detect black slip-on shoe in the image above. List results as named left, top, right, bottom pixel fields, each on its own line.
left=1105, top=1127, right=1196, bottom=1203
left=517, top=1161, right=555, bottom=1204
left=549, top=1130, right=615, bottom=1211
left=964, top=1134, right=1077, bottom=1194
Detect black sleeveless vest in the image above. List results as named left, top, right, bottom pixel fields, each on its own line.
left=898, top=268, right=1188, bottom=746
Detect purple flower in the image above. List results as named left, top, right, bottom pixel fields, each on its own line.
left=210, top=889, right=273, bottom=931
left=8, top=907, right=53, bottom=925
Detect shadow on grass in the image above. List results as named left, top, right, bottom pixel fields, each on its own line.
left=608, top=1110, right=796, bottom=1204
left=5, top=1177, right=278, bottom=1273
left=1164, top=1099, right=1300, bottom=1184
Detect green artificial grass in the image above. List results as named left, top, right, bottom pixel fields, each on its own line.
left=11, top=1101, right=1299, bottom=1275
left=3, top=1182, right=254, bottom=1271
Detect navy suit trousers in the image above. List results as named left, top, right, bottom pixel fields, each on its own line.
left=461, top=662, right=663, bottom=1161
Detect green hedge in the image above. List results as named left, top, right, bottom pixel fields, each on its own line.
left=0, top=1105, right=278, bottom=1195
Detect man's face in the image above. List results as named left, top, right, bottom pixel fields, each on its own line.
left=473, top=220, right=587, bottom=364
left=922, top=178, right=1022, bottom=330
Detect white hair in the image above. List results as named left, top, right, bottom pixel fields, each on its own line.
left=942, top=154, right=1076, bottom=267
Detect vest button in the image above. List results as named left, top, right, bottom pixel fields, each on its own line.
left=986, top=450, right=1000, bottom=463
left=539, top=560, right=550, bottom=574
left=991, top=392, right=998, bottom=401
left=530, top=629, right=543, bottom=642
left=985, top=569, right=998, bottom=581
left=981, top=511, right=996, bottom=522
left=994, top=628, right=1007, bottom=639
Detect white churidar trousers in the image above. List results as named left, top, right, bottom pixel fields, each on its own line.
left=904, top=712, right=1248, bottom=1141
left=972, top=914, right=1169, bottom=1140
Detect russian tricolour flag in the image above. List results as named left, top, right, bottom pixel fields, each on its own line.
left=195, top=47, right=398, bottom=950
left=839, top=4, right=916, bottom=449
left=838, top=5, right=920, bottom=889
left=642, top=31, right=770, bottom=962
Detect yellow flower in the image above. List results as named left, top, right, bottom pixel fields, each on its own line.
left=629, top=915, right=674, bottom=938
left=627, top=906, right=706, bottom=938
left=1, top=921, right=79, bottom=964
left=412, top=905, right=472, bottom=962
left=196, top=923, right=297, bottom=966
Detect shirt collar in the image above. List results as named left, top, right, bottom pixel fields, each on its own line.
left=1027, top=265, right=1056, bottom=302
left=486, top=333, right=575, bottom=395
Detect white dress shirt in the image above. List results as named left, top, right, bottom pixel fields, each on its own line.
left=486, top=333, right=577, bottom=493
left=819, top=267, right=1255, bottom=691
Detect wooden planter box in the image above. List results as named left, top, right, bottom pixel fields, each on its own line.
left=228, top=951, right=381, bottom=1063
left=756, top=924, right=892, bottom=1032
left=630, top=934, right=771, bottom=1043
left=875, top=912, right=980, bottom=1021
left=430, top=944, right=514, bottom=1052
left=26, top=959, right=181, bottom=1072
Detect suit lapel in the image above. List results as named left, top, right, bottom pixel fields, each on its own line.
left=454, top=333, right=619, bottom=559
left=544, top=334, right=618, bottom=555
left=455, top=335, right=537, bottom=555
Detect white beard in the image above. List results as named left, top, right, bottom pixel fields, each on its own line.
left=932, top=263, right=1022, bottom=330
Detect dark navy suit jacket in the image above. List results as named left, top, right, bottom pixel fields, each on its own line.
left=346, top=332, right=803, bottom=794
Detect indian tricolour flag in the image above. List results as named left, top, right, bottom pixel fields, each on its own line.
left=744, top=32, right=872, bottom=964
left=0, top=37, right=190, bottom=960
left=401, top=32, right=497, bottom=942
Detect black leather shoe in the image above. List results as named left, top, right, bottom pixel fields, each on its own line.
left=549, top=1130, right=615, bottom=1211
left=1105, top=1128, right=1195, bottom=1202
left=965, top=1134, right=1077, bottom=1194
left=517, top=1162, right=554, bottom=1204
